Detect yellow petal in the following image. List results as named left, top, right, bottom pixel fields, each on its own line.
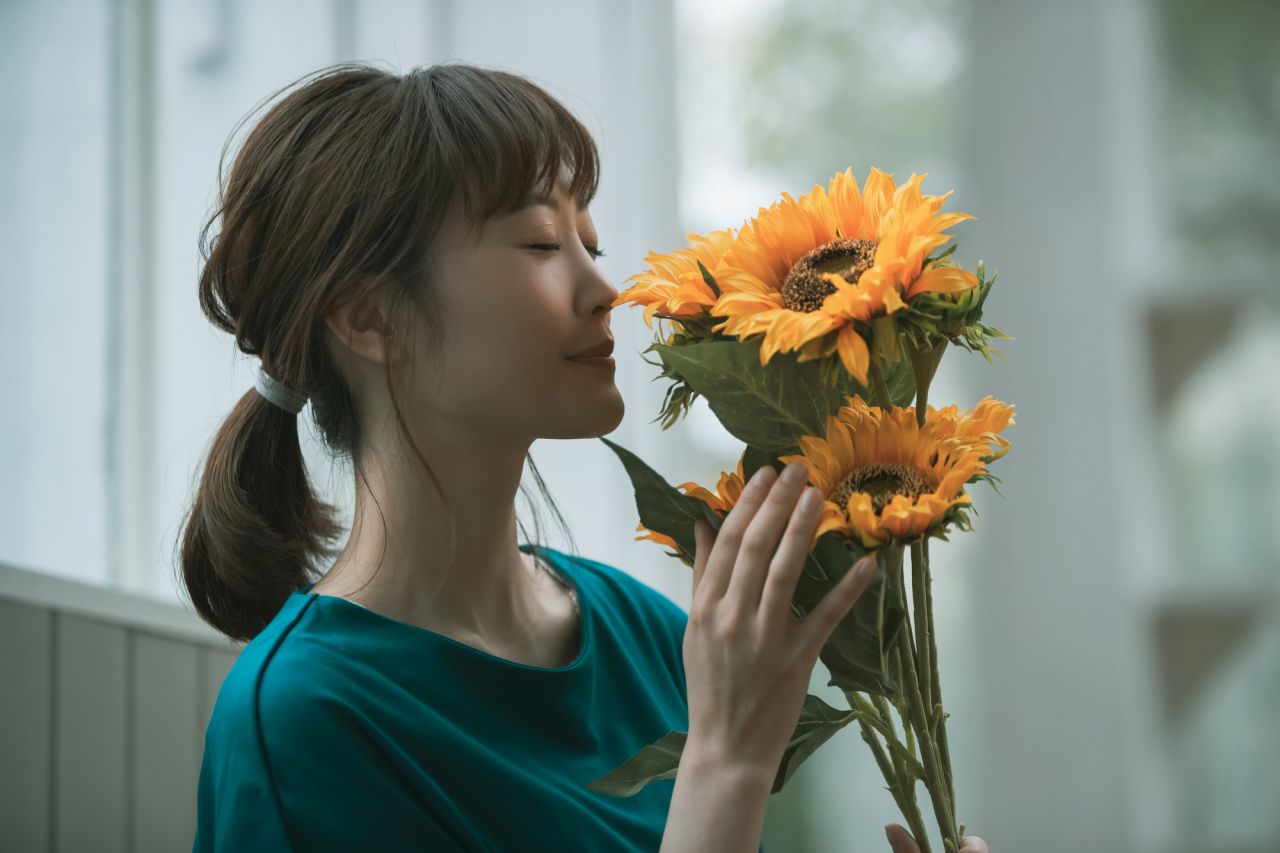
left=906, top=265, right=978, bottom=299
left=836, top=325, right=871, bottom=384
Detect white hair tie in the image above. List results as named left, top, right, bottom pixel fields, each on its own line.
left=254, top=363, right=308, bottom=414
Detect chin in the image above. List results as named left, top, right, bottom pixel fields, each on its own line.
left=582, top=389, right=625, bottom=437
left=595, top=394, right=626, bottom=435
left=548, top=388, right=625, bottom=439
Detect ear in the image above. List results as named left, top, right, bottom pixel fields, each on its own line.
left=323, top=278, right=401, bottom=367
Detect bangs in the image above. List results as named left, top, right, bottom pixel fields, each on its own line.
left=420, top=65, right=600, bottom=227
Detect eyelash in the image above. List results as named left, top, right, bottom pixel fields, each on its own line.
left=527, top=242, right=606, bottom=259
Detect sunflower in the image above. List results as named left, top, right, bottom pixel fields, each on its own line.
left=637, top=394, right=1011, bottom=556
left=926, top=396, right=1014, bottom=463
left=611, top=227, right=738, bottom=343
left=708, top=168, right=979, bottom=385
left=774, top=395, right=1015, bottom=550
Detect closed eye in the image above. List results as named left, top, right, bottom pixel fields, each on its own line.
left=527, top=242, right=606, bottom=260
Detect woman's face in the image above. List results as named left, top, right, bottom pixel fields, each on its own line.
left=407, top=179, right=625, bottom=443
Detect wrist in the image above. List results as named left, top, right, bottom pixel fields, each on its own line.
left=681, top=738, right=777, bottom=792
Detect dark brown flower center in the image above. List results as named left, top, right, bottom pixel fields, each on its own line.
left=832, top=462, right=933, bottom=514
left=780, top=238, right=878, bottom=313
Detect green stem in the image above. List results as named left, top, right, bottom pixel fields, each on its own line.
left=923, top=537, right=956, bottom=814
left=911, top=541, right=933, bottom=713
left=906, top=338, right=959, bottom=834
left=848, top=693, right=932, bottom=853
left=855, top=716, right=932, bottom=853
left=870, top=690, right=903, bottom=753
left=870, top=692, right=904, bottom=757
left=848, top=692, right=925, bottom=782
left=890, top=646, right=916, bottom=757
left=886, top=545, right=960, bottom=852
left=908, top=338, right=947, bottom=427
left=914, top=373, right=930, bottom=427
left=856, top=718, right=911, bottom=819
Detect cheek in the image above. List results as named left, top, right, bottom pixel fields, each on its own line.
left=452, top=298, right=566, bottom=391
left=438, top=258, right=573, bottom=404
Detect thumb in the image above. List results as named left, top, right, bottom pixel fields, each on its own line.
left=885, top=823, right=921, bottom=853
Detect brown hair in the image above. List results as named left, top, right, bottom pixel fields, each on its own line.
left=176, top=61, right=597, bottom=644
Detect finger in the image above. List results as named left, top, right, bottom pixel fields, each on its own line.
left=690, top=519, right=709, bottom=595
left=798, top=553, right=876, bottom=659
left=695, top=465, right=777, bottom=605
left=960, top=836, right=989, bottom=853
left=723, top=461, right=811, bottom=612
left=758, top=483, right=825, bottom=630
left=884, top=823, right=920, bottom=853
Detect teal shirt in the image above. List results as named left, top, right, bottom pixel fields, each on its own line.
left=194, top=545, right=766, bottom=852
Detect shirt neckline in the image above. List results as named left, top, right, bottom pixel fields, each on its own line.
left=296, top=544, right=594, bottom=674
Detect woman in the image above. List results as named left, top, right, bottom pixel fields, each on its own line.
left=183, top=61, right=987, bottom=853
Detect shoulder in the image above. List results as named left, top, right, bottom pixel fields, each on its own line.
left=199, top=597, right=469, bottom=850
left=204, top=594, right=356, bottom=772
left=205, top=594, right=314, bottom=734
left=196, top=595, right=330, bottom=850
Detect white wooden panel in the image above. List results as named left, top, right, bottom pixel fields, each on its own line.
left=131, top=631, right=200, bottom=853
left=55, top=613, right=128, bottom=853
left=196, top=647, right=238, bottom=759
left=0, top=598, right=53, bottom=851
left=0, top=559, right=230, bottom=645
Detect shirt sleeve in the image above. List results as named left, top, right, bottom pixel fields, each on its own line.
left=194, top=722, right=294, bottom=853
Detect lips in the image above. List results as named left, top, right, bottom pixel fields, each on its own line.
left=568, top=338, right=615, bottom=359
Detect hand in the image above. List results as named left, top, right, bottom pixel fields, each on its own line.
left=885, top=823, right=989, bottom=853
left=683, top=461, right=878, bottom=775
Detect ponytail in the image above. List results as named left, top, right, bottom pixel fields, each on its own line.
left=179, top=388, right=343, bottom=643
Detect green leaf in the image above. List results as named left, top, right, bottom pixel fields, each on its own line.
left=793, top=534, right=906, bottom=695
left=741, top=445, right=782, bottom=487
left=654, top=338, right=827, bottom=453
left=584, top=693, right=865, bottom=798
left=598, top=437, right=711, bottom=566
left=766, top=693, right=863, bottom=792
left=652, top=338, right=914, bottom=454
left=585, top=730, right=687, bottom=797
left=883, top=355, right=917, bottom=407
left=923, top=243, right=958, bottom=267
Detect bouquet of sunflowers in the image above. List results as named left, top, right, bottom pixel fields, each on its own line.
left=585, top=167, right=1014, bottom=853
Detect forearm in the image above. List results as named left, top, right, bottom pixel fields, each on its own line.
left=660, top=741, right=773, bottom=853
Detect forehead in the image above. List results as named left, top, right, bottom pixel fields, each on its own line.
left=508, top=178, right=587, bottom=216
left=468, top=183, right=590, bottom=240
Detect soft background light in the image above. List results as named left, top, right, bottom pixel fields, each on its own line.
left=2, top=1, right=1276, bottom=851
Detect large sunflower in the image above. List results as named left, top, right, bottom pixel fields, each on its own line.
left=710, top=168, right=978, bottom=384
left=773, top=394, right=1015, bottom=550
